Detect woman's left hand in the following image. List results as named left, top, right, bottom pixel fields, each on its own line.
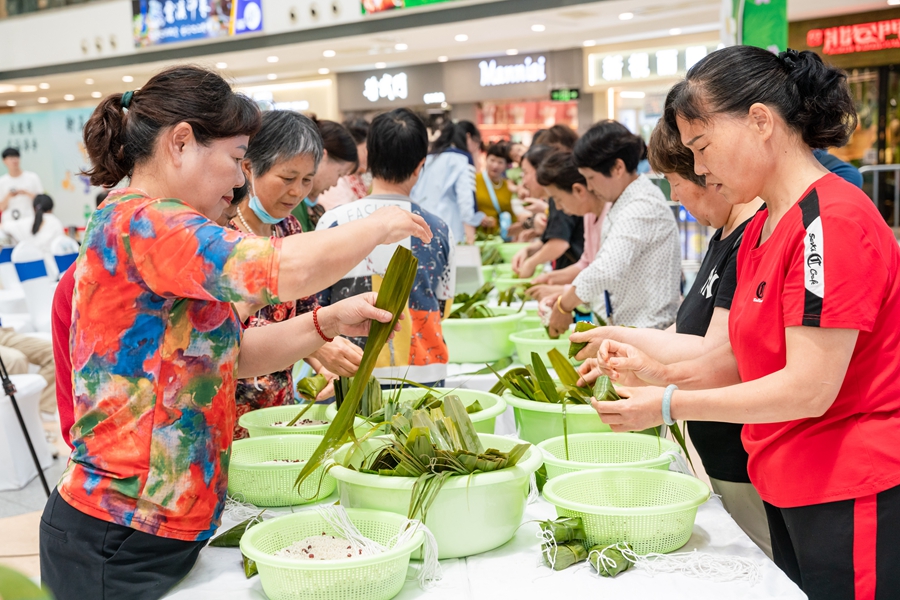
left=526, top=283, right=565, bottom=302
left=547, top=299, right=573, bottom=339
left=591, top=385, right=666, bottom=432
left=318, top=293, right=402, bottom=339
left=310, top=336, right=363, bottom=378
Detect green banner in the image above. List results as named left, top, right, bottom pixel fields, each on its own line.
left=734, top=0, right=787, bottom=53
left=361, top=0, right=456, bottom=14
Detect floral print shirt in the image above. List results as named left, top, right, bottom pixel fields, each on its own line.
left=58, top=189, right=281, bottom=541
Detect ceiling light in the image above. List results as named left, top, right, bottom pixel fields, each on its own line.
left=267, top=73, right=278, bottom=80
left=531, top=24, right=545, bottom=32
left=85, top=78, right=94, bottom=85
left=506, top=49, right=518, bottom=56
left=18, top=85, right=37, bottom=93
left=267, top=56, right=279, bottom=63
left=890, top=0, right=900, bottom=5
left=620, top=91, right=646, bottom=99
left=323, top=49, right=336, bottom=57
left=583, top=40, right=596, bottom=47
left=215, top=62, right=228, bottom=69
left=122, top=75, right=134, bottom=83
left=375, top=62, right=387, bottom=69
left=318, top=68, right=330, bottom=75
left=64, top=94, right=75, bottom=101
left=619, top=12, right=634, bottom=20
left=454, top=34, right=468, bottom=42
left=394, top=42, right=408, bottom=51
left=39, top=83, right=50, bottom=90
left=37, top=97, right=48, bottom=104
left=6, top=100, right=15, bottom=107
left=91, top=91, right=102, bottom=99
left=437, top=56, right=449, bottom=62
left=669, top=28, right=682, bottom=35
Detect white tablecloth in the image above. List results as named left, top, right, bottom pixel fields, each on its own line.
left=166, top=494, right=805, bottom=600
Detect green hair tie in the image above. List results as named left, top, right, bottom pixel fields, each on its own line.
left=121, top=90, right=134, bottom=109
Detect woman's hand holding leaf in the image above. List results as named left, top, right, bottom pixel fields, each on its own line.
left=595, top=339, right=669, bottom=388
left=319, top=293, right=402, bottom=339
left=369, top=206, right=433, bottom=245
left=311, top=336, right=364, bottom=378
left=591, top=385, right=666, bottom=433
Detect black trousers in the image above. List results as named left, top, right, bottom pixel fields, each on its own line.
left=765, top=482, right=900, bottom=600
left=40, top=488, right=207, bottom=600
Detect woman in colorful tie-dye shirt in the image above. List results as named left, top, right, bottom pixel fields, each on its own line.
left=39, top=66, right=432, bottom=600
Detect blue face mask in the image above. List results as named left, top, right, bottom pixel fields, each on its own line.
left=248, top=193, right=284, bottom=224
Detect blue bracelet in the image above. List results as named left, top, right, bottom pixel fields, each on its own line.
left=662, top=384, right=678, bottom=426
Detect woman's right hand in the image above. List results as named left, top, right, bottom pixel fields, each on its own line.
left=369, top=206, right=433, bottom=245
left=526, top=283, right=565, bottom=302
left=310, top=336, right=363, bottom=378
left=317, top=292, right=403, bottom=340
left=594, top=339, right=669, bottom=388
left=511, top=248, right=529, bottom=273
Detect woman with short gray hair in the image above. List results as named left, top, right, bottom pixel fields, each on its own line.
left=230, top=110, right=363, bottom=438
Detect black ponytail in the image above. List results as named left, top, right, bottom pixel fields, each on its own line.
left=667, top=45, right=857, bottom=150
left=573, top=120, right=646, bottom=175
left=32, top=194, right=53, bottom=235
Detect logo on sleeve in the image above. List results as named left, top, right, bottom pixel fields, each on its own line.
left=699, top=268, right=719, bottom=299
left=753, top=281, right=766, bottom=303
left=804, top=218, right=825, bottom=299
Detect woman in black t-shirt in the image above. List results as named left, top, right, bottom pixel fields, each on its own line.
left=571, top=116, right=769, bottom=557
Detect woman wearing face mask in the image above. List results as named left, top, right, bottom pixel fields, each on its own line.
left=411, top=120, right=487, bottom=244
left=231, top=110, right=363, bottom=438
left=573, top=115, right=769, bottom=557
left=291, top=118, right=359, bottom=232
left=589, top=47, right=900, bottom=599
left=542, top=122, right=681, bottom=337
left=39, top=66, right=432, bottom=600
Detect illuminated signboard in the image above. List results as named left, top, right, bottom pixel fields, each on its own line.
left=132, top=0, right=262, bottom=47
left=550, top=88, right=580, bottom=102
left=588, top=45, right=718, bottom=87
left=361, top=0, right=457, bottom=14
left=363, top=72, right=408, bottom=102
left=479, top=56, right=547, bottom=87
left=806, top=19, right=900, bottom=55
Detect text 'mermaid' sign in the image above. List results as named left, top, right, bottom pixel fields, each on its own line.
left=479, top=56, right=547, bottom=87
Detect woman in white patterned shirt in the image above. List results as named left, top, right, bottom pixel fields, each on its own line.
left=543, top=121, right=682, bottom=336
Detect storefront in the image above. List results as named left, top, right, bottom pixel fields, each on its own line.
left=791, top=7, right=900, bottom=225
left=236, top=75, right=339, bottom=120
left=583, top=34, right=721, bottom=140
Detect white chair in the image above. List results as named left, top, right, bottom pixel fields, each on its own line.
left=11, top=242, right=55, bottom=333
left=51, top=235, right=80, bottom=277
left=0, top=373, right=52, bottom=491
left=0, top=245, right=23, bottom=293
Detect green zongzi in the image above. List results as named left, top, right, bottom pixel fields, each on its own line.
left=588, top=543, right=633, bottom=577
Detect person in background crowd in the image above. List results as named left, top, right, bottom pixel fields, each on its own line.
left=2, top=193, right=66, bottom=253
left=813, top=148, right=863, bottom=189
left=317, top=118, right=371, bottom=212
left=317, top=108, right=454, bottom=387
left=411, top=120, right=488, bottom=244
left=232, top=110, right=364, bottom=438
left=291, top=118, right=359, bottom=231
left=511, top=144, right=585, bottom=277
left=587, top=47, right=900, bottom=599
left=40, top=65, right=431, bottom=600
left=0, top=322, right=56, bottom=418
left=0, top=147, right=43, bottom=225
left=572, top=114, right=769, bottom=557
left=534, top=124, right=579, bottom=150
left=475, top=141, right=519, bottom=238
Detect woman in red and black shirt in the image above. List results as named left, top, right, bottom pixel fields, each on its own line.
left=590, top=46, right=900, bottom=600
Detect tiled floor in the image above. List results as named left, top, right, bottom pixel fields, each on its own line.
left=0, top=418, right=68, bottom=577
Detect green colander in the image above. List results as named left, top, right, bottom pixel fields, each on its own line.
left=481, top=263, right=544, bottom=282
left=503, top=392, right=611, bottom=444
left=325, top=388, right=506, bottom=435
left=497, top=242, right=531, bottom=263
left=240, top=508, right=424, bottom=600
left=228, top=435, right=335, bottom=507
left=443, top=307, right=525, bottom=363
left=542, top=468, right=710, bottom=554
left=328, top=433, right=544, bottom=559
left=538, top=433, right=681, bottom=480
left=239, top=404, right=333, bottom=438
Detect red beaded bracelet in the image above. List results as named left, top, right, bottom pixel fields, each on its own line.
left=312, top=306, right=334, bottom=343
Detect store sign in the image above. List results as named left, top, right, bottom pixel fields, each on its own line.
left=363, top=72, right=408, bottom=102
left=479, top=56, right=547, bottom=87
left=361, top=0, right=457, bottom=14
left=807, top=18, right=900, bottom=55
left=423, top=92, right=446, bottom=104
left=589, top=45, right=716, bottom=86
left=550, top=88, right=580, bottom=102
left=131, top=0, right=262, bottom=47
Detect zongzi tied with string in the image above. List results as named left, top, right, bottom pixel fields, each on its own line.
left=588, top=543, right=634, bottom=577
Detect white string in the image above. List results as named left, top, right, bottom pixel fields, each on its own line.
left=662, top=449, right=693, bottom=476
left=315, top=505, right=386, bottom=557
left=589, top=542, right=760, bottom=584
left=393, top=519, right=442, bottom=589
left=224, top=494, right=270, bottom=522
left=527, top=473, right=539, bottom=504
left=537, top=529, right=559, bottom=570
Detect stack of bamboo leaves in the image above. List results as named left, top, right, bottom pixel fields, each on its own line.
left=450, top=283, right=496, bottom=319
left=489, top=349, right=593, bottom=404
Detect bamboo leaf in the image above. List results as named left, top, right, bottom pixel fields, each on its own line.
left=668, top=422, right=695, bottom=471
left=567, top=321, right=598, bottom=358
left=531, top=353, right=560, bottom=404
left=548, top=348, right=580, bottom=388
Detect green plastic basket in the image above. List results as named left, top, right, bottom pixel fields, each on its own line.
left=443, top=307, right=525, bottom=363
left=537, top=433, right=681, bottom=480
left=509, top=328, right=577, bottom=364
left=328, top=433, right=544, bottom=559
left=240, top=508, right=424, bottom=600
left=475, top=239, right=503, bottom=251
left=503, top=392, right=611, bottom=444
left=497, top=242, right=531, bottom=262
left=542, top=468, right=710, bottom=555
left=239, top=404, right=333, bottom=438
left=228, top=435, right=336, bottom=507
left=516, top=316, right=542, bottom=332
left=481, top=263, right=543, bottom=282
left=323, top=388, right=506, bottom=435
